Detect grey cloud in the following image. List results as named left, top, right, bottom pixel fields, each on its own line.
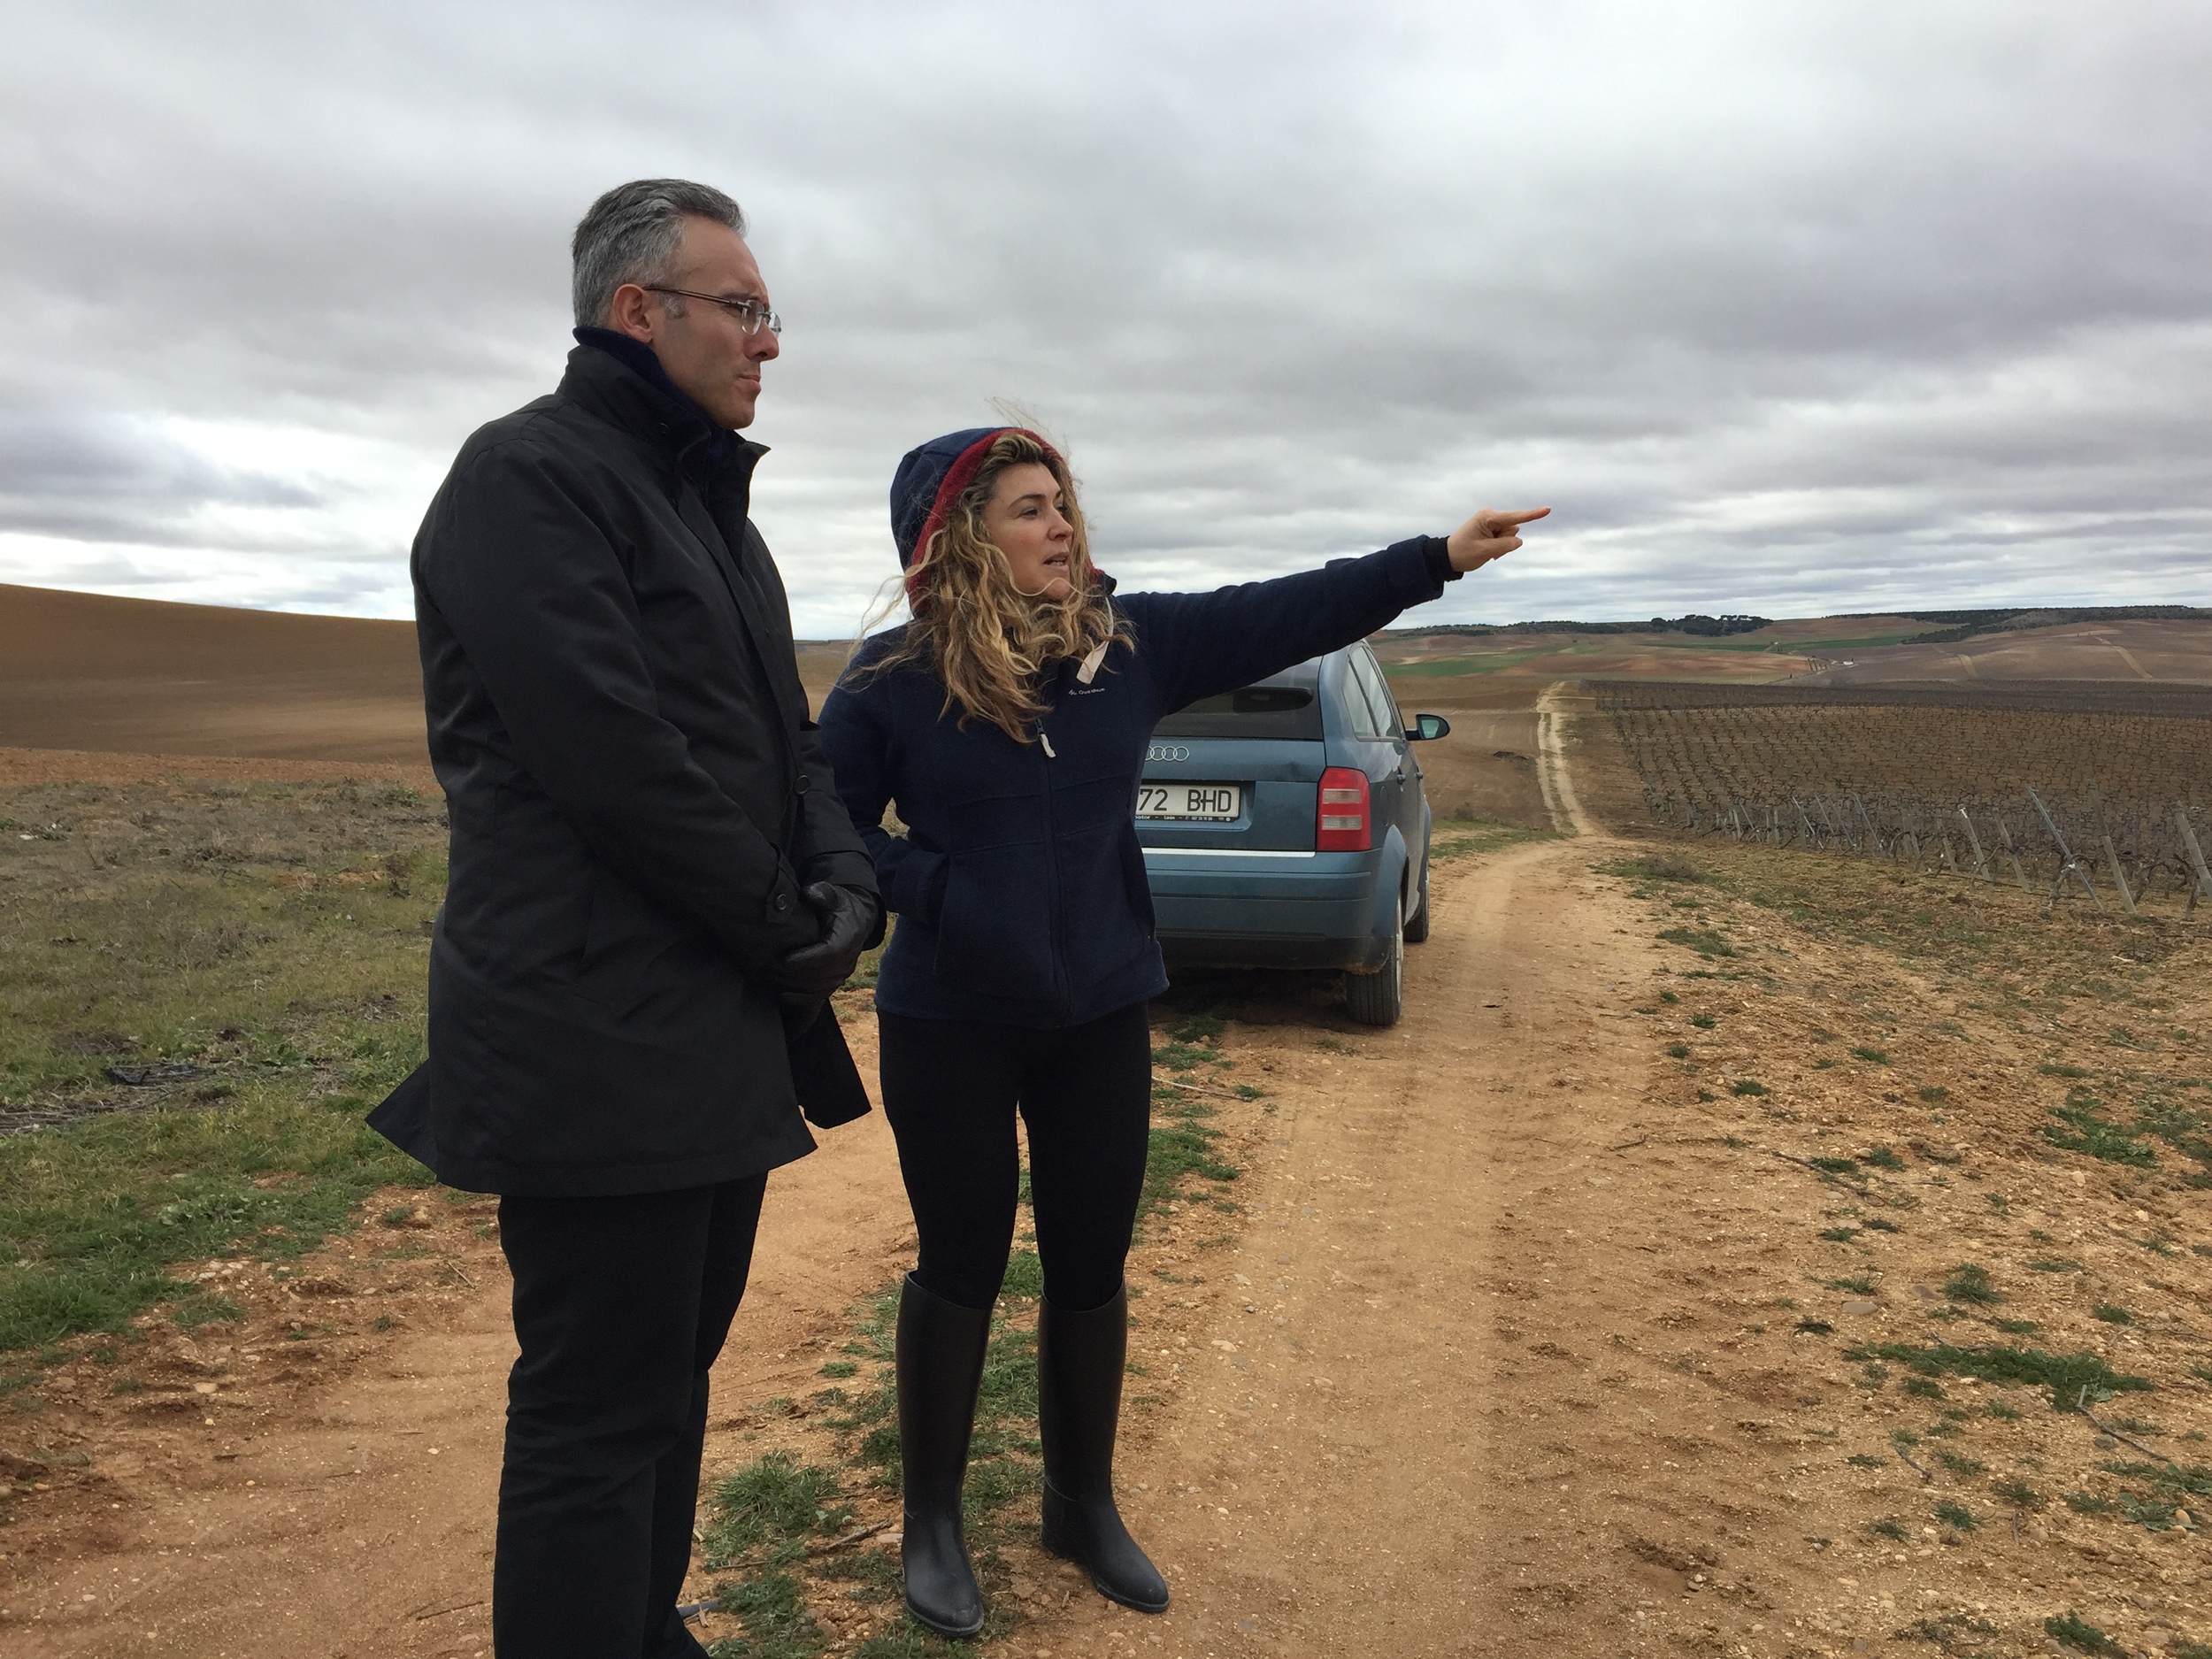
left=0, top=405, right=323, bottom=543
left=0, top=1, right=2207, bottom=629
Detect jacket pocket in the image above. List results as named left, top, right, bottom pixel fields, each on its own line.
left=1058, top=821, right=1156, bottom=990
left=932, top=843, right=1056, bottom=993
left=572, top=864, right=680, bottom=1018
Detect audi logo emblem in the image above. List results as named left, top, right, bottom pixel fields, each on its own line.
left=1147, top=744, right=1191, bottom=762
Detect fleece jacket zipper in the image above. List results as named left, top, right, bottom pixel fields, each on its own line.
left=1036, top=716, right=1070, bottom=1018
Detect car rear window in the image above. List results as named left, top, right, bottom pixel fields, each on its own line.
left=1154, top=667, right=1325, bottom=741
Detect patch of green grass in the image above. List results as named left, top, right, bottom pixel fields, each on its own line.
left=1731, top=1079, right=1768, bottom=1097
left=1842, top=1341, right=2151, bottom=1411
left=819, top=1360, right=857, bottom=1379
left=1941, top=1263, right=2001, bottom=1306
left=700, top=1452, right=853, bottom=1569
left=1904, top=1377, right=1946, bottom=1400
left=1166, top=1013, right=1225, bottom=1045
left=1992, top=1477, right=2045, bottom=1509
left=2039, top=1063, right=2093, bottom=1079
left=1149, top=1041, right=1222, bottom=1072
left=0, top=781, right=447, bottom=1359
left=1993, top=1319, right=2039, bottom=1338
left=1142, top=1097, right=1238, bottom=1221
left=1865, top=1517, right=1909, bottom=1540
left=1935, top=1449, right=1985, bottom=1478
left=1818, top=1225, right=1859, bottom=1242
left=1932, top=1500, right=1978, bottom=1532
left=2043, top=1088, right=2157, bottom=1167
left=999, top=1248, right=1042, bottom=1301
left=1666, top=1043, right=1690, bottom=1059
left=1, top=1098, right=434, bottom=1355
left=1862, top=1146, right=1906, bottom=1171
left=1862, top=1217, right=1901, bottom=1233
left=1658, top=928, right=1734, bottom=959
left=1827, top=1276, right=1878, bottom=1294
left=1809, top=1156, right=1862, bottom=1177
left=1607, top=853, right=1704, bottom=883
left=2093, top=1303, right=2132, bottom=1325
left=2027, top=1258, right=2084, bottom=1273
left=1851, top=1047, right=1891, bottom=1064
left=2101, top=1460, right=2212, bottom=1498
left=709, top=1569, right=827, bottom=1658
left=1846, top=1453, right=1886, bottom=1469
left=1984, top=1399, right=2024, bottom=1420
left=1430, top=817, right=1557, bottom=861
left=2045, top=1611, right=2125, bottom=1655
left=1916, top=1086, right=1949, bottom=1103
left=1795, top=1317, right=1834, bottom=1336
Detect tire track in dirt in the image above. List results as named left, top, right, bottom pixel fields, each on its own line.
left=1536, top=680, right=1594, bottom=838
left=1010, top=831, right=1740, bottom=1658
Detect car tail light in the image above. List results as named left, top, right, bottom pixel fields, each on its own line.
left=1316, top=766, right=1371, bottom=851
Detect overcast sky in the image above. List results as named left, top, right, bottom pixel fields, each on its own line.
left=2, top=2, right=2207, bottom=634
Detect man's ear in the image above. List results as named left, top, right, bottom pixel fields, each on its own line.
left=604, top=282, right=657, bottom=343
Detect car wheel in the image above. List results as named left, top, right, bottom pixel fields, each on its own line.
left=1403, top=865, right=1431, bottom=944
left=1344, top=892, right=1405, bottom=1027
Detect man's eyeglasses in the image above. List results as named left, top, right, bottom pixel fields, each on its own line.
left=642, top=286, right=783, bottom=337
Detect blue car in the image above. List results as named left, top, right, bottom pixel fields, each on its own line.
left=1138, top=641, right=1450, bottom=1026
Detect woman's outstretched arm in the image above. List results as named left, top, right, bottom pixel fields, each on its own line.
left=1127, top=506, right=1547, bottom=716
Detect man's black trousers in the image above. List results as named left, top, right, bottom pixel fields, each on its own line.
left=878, top=1002, right=1152, bottom=1312
left=495, top=1174, right=767, bottom=1659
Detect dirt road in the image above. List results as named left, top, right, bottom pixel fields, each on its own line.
left=23, top=833, right=1709, bottom=1659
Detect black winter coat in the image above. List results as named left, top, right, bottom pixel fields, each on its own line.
left=818, top=538, right=1453, bottom=1029
left=368, top=343, right=878, bottom=1196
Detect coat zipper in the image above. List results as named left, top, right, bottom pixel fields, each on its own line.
left=1036, top=717, right=1070, bottom=1017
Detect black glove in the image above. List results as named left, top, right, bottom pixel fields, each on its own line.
left=770, top=881, right=879, bottom=1002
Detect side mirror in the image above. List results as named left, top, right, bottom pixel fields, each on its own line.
left=1406, top=713, right=1451, bottom=741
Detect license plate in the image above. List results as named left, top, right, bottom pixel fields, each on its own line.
left=1137, top=782, right=1242, bottom=821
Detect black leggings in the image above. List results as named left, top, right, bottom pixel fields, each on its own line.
left=878, top=1002, right=1152, bottom=1313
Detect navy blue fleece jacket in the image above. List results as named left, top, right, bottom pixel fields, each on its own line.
left=815, top=537, right=1457, bottom=1028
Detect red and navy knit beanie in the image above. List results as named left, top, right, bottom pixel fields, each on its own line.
left=889, top=426, right=1061, bottom=608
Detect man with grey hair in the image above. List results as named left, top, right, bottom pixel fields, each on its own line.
left=371, top=180, right=881, bottom=1657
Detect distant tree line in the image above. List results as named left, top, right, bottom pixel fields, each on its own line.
left=1382, top=614, right=1772, bottom=639
left=1897, top=604, right=2212, bottom=646
left=1382, top=603, right=2208, bottom=643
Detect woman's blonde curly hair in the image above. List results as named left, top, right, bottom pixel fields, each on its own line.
left=856, top=429, right=1130, bottom=744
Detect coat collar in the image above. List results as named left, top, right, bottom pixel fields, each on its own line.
left=560, top=331, right=766, bottom=488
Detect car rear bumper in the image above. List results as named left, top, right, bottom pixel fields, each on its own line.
left=1140, top=848, right=1388, bottom=972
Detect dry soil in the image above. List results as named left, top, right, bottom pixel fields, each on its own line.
left=7, top=690, right=2212, bottom=1659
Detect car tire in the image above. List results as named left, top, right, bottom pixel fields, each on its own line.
left=1344, top=892, right=1405, bottom=1027
left=1403, top=865, right=1431, bottom=944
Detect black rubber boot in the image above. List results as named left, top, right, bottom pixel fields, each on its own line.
left=896, top=1275, right=992, bottom=1640
left=1037, top=1285, right=1170, bottom=1614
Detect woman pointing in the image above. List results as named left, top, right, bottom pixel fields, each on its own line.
left=818, top=425, right=1542, bottom=1638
